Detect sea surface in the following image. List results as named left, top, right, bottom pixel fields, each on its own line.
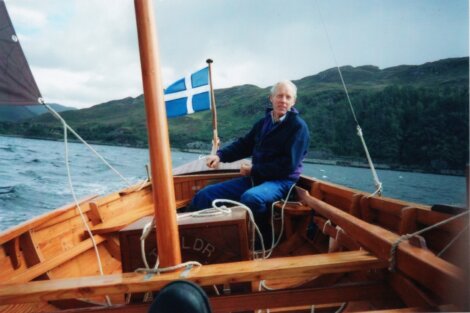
left=0, top=135, right=467, bottom=232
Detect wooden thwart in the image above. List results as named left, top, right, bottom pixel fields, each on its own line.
left=0, top=250, right=386, bottom=304
left=17, top=282, right=391, bottom=313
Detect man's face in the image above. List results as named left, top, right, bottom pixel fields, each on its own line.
left=270, top=83, right=296, bottom=120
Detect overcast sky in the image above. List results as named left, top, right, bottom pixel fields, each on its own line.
left=5, top=0, right=469, bottom=109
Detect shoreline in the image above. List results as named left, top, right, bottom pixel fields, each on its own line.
left=177, top=148, right=466, bottom=177
left=0, top=134, right=465, bottom=177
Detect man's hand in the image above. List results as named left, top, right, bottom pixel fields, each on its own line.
left=240, top=163, right=252, bottom=176
left=206, top=155, right=220, bottom=168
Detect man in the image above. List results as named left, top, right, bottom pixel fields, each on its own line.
left=190, top=80, right=310, bottom=239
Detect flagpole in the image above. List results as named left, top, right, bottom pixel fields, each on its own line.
left=206, top=59, right=220, bottom=155
left=134, top=0, right=181, bottom=268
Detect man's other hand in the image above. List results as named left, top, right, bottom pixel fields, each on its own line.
left=240, top=163, right=252, bottom=176
left=206, top=155, right=220, bottom=168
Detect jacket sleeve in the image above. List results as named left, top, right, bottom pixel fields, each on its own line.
left=251, top=121, right=310, bottom=180
left=217, top=120, right=262, bottom=163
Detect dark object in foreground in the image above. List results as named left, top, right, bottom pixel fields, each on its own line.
left=148, top=280, right=212, bottom=313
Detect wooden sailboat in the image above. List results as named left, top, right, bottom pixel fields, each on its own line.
left=0, top=0, right=468, bottom=312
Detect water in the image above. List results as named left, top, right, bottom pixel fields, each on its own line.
left=0, top=136, right=466, bottom=232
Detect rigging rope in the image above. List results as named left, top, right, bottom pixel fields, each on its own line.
left=61, top=118, right=112, bottom=307
left=42, top=101, right=132, bottom=186
left=41, top=100, right=139, bottom=307
left=313, top=0, right=383, bottom=196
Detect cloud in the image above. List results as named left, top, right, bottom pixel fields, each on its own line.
left=5, top=0, right=469, bottom=109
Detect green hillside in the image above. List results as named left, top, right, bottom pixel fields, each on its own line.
left=0, top=57, right=468, bottom=173
left=0, top=103, right=76, bottom=122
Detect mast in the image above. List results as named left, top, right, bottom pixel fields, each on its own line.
left=206, top=59, right=220, bottom=155
left=134, top=0, right=181, bottom=267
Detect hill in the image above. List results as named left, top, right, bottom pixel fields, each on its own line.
left=0, top=103, right=77, bottom=122
left=0, top=57, right=468, bottom=174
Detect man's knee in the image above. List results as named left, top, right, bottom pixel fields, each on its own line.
left=190, top=186, right=214, bottom=210
left=240, top=190, right=266, bottom=213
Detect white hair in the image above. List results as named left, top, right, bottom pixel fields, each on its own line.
left=270, top=80, right=297, bottom=98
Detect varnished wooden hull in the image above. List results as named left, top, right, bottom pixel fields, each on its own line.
left=0, top=162, right=468, bottom=312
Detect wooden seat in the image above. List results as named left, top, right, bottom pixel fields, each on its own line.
left=0, top=250, right=386, bottom=304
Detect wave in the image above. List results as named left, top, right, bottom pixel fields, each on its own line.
left=0, top=186, right=14, bottom=194
left=0, top=145, right=15, bottom=152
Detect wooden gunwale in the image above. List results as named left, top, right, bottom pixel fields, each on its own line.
left=0, top=194, right=98, bottom=246
left=296, top=187, right=467, bottom=307
left=0, top=250, right=386, bottom=304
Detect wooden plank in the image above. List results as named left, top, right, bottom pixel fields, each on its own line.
left=173, top=172, right=240, bottom=183
left=35, top=215, right=93, bottom=259
left=35, top=202, right=94, bottom=231
left=416, top=209, right=468, bottom=232
left=53, top=283, right=391, bottom=313
left=210, top=282, right=392, bottom=312
left=172, top=159, right=246, bottom=176
left=0, top=250, right=386, bottom=304
left=5, top=237, right=21, bottom=269
left=8, top=235, right=106, bottom=283
left=103, top=235, right=121, bottom=261
left=399, top=208, right=418, bottom=235
left=173, top=180, right=183, bottom=199
left=88, top=202, right=104, bottom=225
left=0, top=302, right=57, bottom=313
left=296, top=187, right=467, bottom=308
left=20, top=231, right=46, bottom=268
left=90, top=205, right=154, bottom=234
left=310, top=181, right=323, bottom=198
left=389, top=272, right=436, bottom=308
left=45, top=302, right=351, bottom=313
left=90, top=193, right=122, bottom=208
left=0, top=195, right=98, bottom=245
left=354, top=306, right=446, bottom=313
left=349, top=193, right=362, bottom=217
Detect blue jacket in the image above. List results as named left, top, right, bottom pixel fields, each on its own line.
left=217, top=108, right=310, bottom=182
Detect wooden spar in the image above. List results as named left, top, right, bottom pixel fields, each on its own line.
left=296, top=187, right=468, bottom=309
left=206, top=59, right=220, bottom=155
left=0, top=250, right=386, bottom=304
left=133, top=0, right=181, bottom=267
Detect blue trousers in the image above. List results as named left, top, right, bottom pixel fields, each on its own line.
left=190, top=177, right=294, bottom=220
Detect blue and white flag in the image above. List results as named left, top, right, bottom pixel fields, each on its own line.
left=164, top=66, right=211, bottom=118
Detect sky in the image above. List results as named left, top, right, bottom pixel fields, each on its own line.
left=5, top=0, right=469, bottom=109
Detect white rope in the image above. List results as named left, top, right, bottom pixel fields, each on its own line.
left=211, top=199, right=267, bottom=259
left=138, top=217, right=217, bottom=298
left=177, top=204, right=232, bottom=219
left=140, top=218, right=156, bottom=269
left=43, top=102, right=132, bottom=186
left=335, top=302, right=347, bottom=313
left=62, top=120, right=112, bottom=306
left=323, top=219, right=332, bottom=233
left=313, top=1, right=383, bottom=196
left=357, top=126, right=383, bottom=196
left=138, top=218, right=203, bottom=274
left=135, top=261, right=202, bottom=274
left=264, top=183, right=297, bottom=259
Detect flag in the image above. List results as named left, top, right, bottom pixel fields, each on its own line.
left=164, top=66, right=211, bottom=117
